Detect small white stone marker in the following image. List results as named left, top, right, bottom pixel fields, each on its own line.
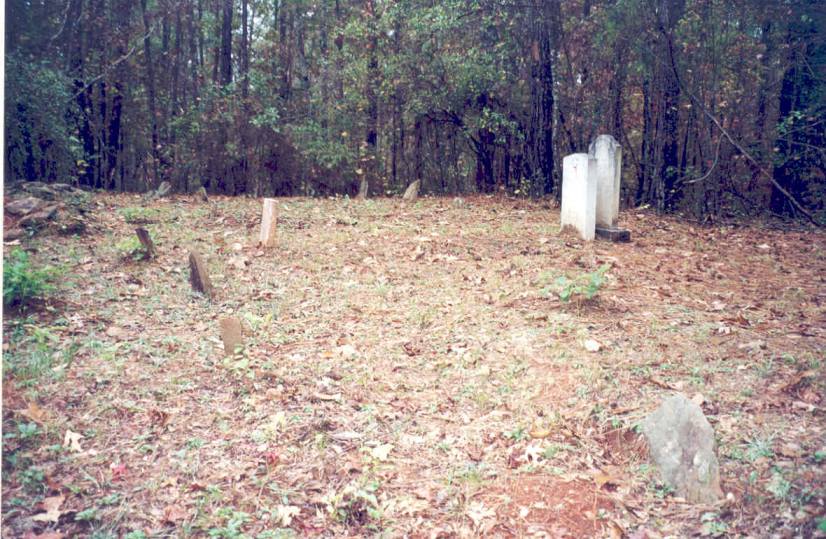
left=259, top=198, right=278, bottom=248
left=589, top=135, right=622, bottom=228
left=560, top=153, right=597, bottom=241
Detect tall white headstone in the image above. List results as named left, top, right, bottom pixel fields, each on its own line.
left=560, top=153, right=597, bottom=241
left=589, top=135, right=622, bottom=228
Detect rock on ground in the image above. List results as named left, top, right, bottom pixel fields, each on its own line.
left=640, top=393, right=723, bottom=503
left=4, top=182, right=91, bottom=239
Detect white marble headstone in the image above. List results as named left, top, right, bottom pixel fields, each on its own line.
left=560, top=153, right=597, bottom=241
left=589, top=135, right=622, bottom=228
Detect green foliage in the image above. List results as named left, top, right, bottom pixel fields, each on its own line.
left=208, top=508, right=252, bottom=538
left=118, top=207, right=160, bottom=224
left=3, top=322, right=78, bottom=383
left=290, top=121, right=355, bottom=169
left=745, top=437, right=774, bottom=462
left=700, top=512, right=728, bottom=536
left=553, top=265, right=610, bottom=303
left=19, top=466, right=46, bottom=493
left=326, top=481, right=382, bottom=526
left=5, top=53, right=80, bottom=182
left=76, top=507, right=100, bottom=521
left=506, top=426, right=528, bottom=442
left=3, top=248, right=56, bottom=308
left=766, top=471, right=792, bottom=501
left=14, top=422, right=41, bottom=442
left=115, top=237, right=150, bottom=261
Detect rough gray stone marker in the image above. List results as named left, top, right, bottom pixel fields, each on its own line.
left=135, top=228, right=156, bottom=259
left=560, top=153, right=597, bottom=241
left=219, top=317, right=244, bottom=356
left=188, top=251, right=214, bottom=297
left=155, top=181, right=172, bottom=198
left=402, top=180, right=420, bottom=201
left=641, top=393, right=723, bottom=503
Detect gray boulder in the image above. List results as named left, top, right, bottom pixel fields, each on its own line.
left=640, top=393, right=723, bottom=503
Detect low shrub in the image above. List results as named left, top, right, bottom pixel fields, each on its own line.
left=3, top=248, right=56, bottom=307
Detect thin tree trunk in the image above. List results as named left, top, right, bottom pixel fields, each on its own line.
left=140, top=0, right=161, bottom=186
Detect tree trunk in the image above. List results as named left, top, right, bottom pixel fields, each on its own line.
left=360, top=0, right=380, bottom=198
left=220, top=0, right=233, bottom=87
left=527, top=2, right=556, bottom=196
left=140, top=0, right=161, bottom=187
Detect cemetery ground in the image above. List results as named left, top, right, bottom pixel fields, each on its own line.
left=2, top=193, right=825, bottom=538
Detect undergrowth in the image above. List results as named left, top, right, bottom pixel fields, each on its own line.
left=3, top=248, right=57, bottom=308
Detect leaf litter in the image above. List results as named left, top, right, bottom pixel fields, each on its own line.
left=2, top=194, right=825, bottom=537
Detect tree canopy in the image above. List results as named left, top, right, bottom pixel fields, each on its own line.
left=6, top=0, right=825, bottom=220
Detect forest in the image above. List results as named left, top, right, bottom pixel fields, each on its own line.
left=6, top=0, right=825, bottom=221
left=3, top=1, right=826, bottom=538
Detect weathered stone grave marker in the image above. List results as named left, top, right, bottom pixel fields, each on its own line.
left=259, top=198, right=278, bottom=248
left=560, top=153, right=597, bottom=241
left=641, top=393, right=723, bottom=503
left=402, top=180, right=420, bottom=201
left=188, top=251, right=214, bottom=297
left=134, top=227, right=156, bottom=259
left=155, top=181, right=172, bottom=198
left=590, top=135, right=630, bottom=242
left=219, top=317, right=244, bottom=355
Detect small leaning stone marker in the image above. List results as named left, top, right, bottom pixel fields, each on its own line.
left=259, top=198, right=278, bottom=248
left=134, top=227, right=156, bottom=259
left=219, top=317, right=244, bottom=356
left=188, top=251, right=214, bottom=297
left=640, top=393, right=723, bottom=503
left=402, top=180, right=420, bottom=201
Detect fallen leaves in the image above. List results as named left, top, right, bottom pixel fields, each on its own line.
left=18, top=401, right=47, bottom=424
left=583, top=339, right=601, bottom=352
left=162, top=504, right=188, bottom=524
left=110, top=462, right=128, bottom=480
left=63, top=430, right=83, bottom=452
left=465, top=501, right=496, bottom=530
left=31, top=495, right=66, bottom=523
left=370, top=443, right=393, bottom=461
left=274, top=505, right=301, bottom=526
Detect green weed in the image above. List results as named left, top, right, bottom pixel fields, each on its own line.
left=117, top=206, right=160, bottom=224
left=551, top=264, right=610, bottom=303
left=208, top=507, right=251, bottom=538
left=115, top=236, right=151, bottom=261
left=3, top=248, right=57, bottom=307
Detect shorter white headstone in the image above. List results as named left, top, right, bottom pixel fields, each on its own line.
left=560, top=153, right=597, bottom=241
left=589, top=135, right=622, bottom=228
left=259, top=198, right=278, bottom=248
